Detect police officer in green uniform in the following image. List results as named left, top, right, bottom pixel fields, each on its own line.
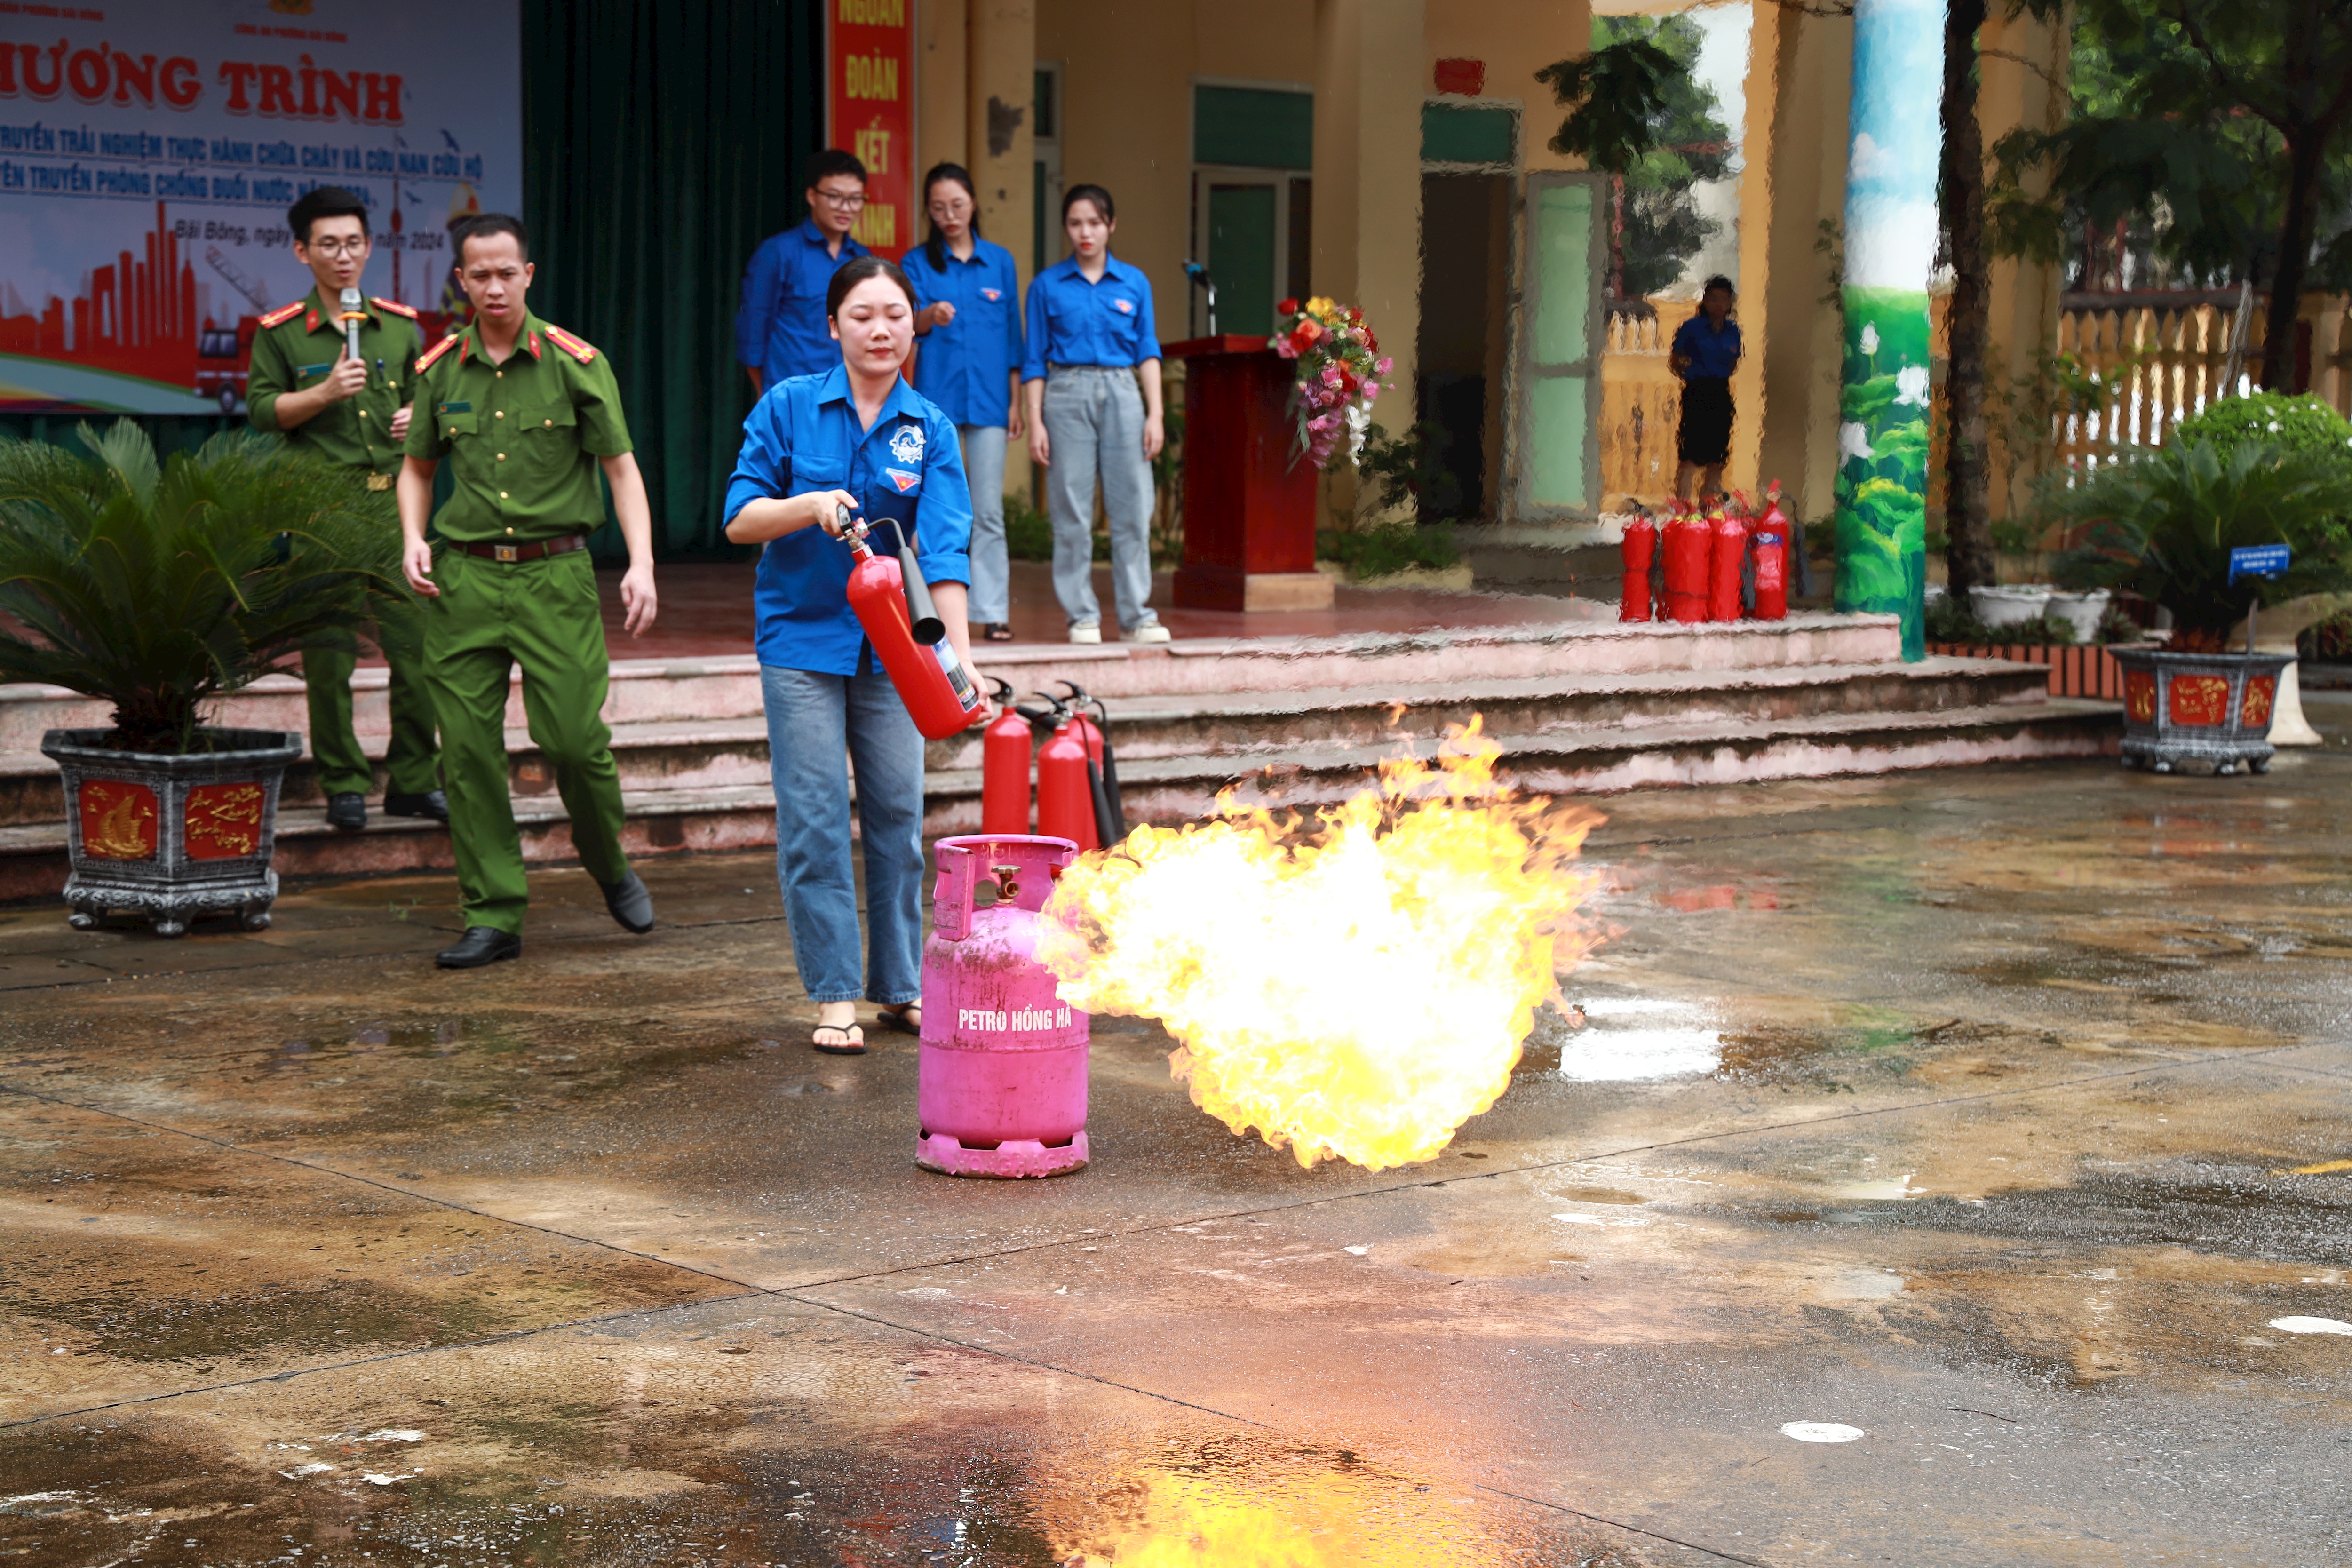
left=247, top=184, right=444, bottom=832
left=398, top=214, right=660, bottom=969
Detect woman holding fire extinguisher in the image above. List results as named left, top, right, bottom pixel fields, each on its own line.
left=723, top=255, right=976, bottom=1055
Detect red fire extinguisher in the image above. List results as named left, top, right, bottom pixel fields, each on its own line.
left=980, top=678, right=1033, bottom=834
left=1708, top=502, right=1747, bottom=622
left=837, top=504, right=985, bottom=740
left=1661, top=506, right=1710, bottom=623
left=1752, top=481, right=1790, bottom=621
left=1620, top=511, right=1655, bottom=622
left=1033, top=698, right=1100, bottom=852
left=1054, top=681, right=1127, bottom=846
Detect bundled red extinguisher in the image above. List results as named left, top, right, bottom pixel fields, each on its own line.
left=1619, top=510, right=1656, bottom=622
left=980, top=677, right=1034, bottom=834
left=836, top=504, right=985, bottom=739
left=1031, top=696, right=1099, bottom=852
left=1751, top=480, right=1790, bottom=621
left=1661, top=502, right=1710, bottom=623
left=1707, top=501, right=1746, bottom=622
left=1055, top=681, right=1126, bottom=846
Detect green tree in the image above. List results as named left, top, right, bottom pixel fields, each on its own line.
left=1540, top=18, right=1733, bottom=300
left=1991, top=0, right=2352, bottom=388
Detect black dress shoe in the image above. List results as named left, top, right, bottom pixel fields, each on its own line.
left=383, top=789, right=449, bottom=821
left=599, top=870, right=655, bottom=934
left=326, top=792, right=367, bottom=831
left=435, top=926, right=522, bottom=968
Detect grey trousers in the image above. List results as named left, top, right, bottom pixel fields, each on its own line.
left=958, top=423, right=1010, bottom=624
left=1041, top=365, right=1159, bottom=631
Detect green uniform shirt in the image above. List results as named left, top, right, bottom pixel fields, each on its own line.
left=404, top=312, right=632, bottom=544
left=245, top=289, right=424, bottom=480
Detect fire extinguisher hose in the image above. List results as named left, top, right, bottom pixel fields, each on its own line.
left=883, top=519, right=947, bottom=645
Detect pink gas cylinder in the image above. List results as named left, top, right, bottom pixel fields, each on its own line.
left=916, top=833, right=1091, bottom=1178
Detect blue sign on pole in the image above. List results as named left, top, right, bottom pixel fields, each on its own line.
left=2229, top=544, right=2292, bottom=582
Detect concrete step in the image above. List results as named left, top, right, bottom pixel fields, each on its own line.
left=0, top=689, right=2120, bottom=902
left=0, top=609, right=1907, bottom=755
left=0, top=655, right=2046, bottom=828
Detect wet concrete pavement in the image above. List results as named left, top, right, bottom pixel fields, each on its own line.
left=5, top=702, right=2352, bottom=1566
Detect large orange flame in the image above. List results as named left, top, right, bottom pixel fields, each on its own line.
left=1038, top=718, right=1599, bottom=1170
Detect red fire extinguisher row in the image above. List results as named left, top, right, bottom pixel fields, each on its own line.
left=837, top=503, right=986, bottom=740
left=1623, top=487, right=1791, bottom=625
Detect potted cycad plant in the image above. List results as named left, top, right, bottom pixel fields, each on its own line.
left=2048, top=427, right=2352, bottom=775
left=1, top=422, right=404, bottom=934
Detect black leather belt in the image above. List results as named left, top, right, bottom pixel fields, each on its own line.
left=447, top=533, right=588, bottom=563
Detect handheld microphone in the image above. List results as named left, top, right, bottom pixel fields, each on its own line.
left=338, top=287, right=365, bottom=366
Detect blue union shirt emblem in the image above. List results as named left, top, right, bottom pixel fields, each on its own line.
left=888, top=424, right=925, bottom=464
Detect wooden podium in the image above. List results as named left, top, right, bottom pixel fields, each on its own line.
left=1164, top=335, right=1335, bottom=612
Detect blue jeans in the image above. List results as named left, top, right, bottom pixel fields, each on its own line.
left=760, top=663, right=927, bottom=1005
left=959, top=424, right=1010, bottom=624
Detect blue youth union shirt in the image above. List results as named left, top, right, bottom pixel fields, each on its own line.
left=735, top=220, right=871, bottom=386
left=1670, top=314, right=1743, bottom=381
left=1021, top=253, right=1161, bottom=381
left=724, top=364, right=975, bottom=676
left=905, top=236, right=1024, bottom=427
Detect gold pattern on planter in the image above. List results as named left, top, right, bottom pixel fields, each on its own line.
left=2168, top=674, right=2230, bottom=727
left=2124, top=669, right=2157, bottom=724
left=79, top=780, right=158, bottom=859
left=184, top=782, right=266, bottom=860
left=2240, top=675, right=2276, bottom=730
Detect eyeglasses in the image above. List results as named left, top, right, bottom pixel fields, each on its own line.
left=308, top=238, right=367, bottom=257
left=815, top=189, right=866, bottom=209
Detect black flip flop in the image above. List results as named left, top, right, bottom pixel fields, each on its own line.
left=875, top=1004, right=922, bottom=1036
left=984, top=623, right=1017, bottom=642
left=812, top=1022, right=866, bottom=1055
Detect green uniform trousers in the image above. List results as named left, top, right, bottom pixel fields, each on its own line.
left=303, top=603, right=441, bottom=799
left=421, top=546, right=630, bottom=933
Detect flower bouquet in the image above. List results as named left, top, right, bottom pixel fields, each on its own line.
left=1270, top=296, right=1394, bottom=470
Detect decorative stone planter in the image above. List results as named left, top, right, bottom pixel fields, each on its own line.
left=39, top=727, right=304, bottom=936
left=2109, top=648, right=2294, bottom=776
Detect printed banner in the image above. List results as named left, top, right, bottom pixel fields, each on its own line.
left=829, top=0, right=912, bottom=260
left=0, top=0, right=521, bottom=414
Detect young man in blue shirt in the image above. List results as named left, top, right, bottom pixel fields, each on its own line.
left=736, top=150, right=872, bottom=395
left=1669, top=275, right=1743, bottom=507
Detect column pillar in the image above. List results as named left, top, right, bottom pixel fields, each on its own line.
left=919, top=0, right=970, bottom=177
left=967, top=0, right=1034, bottom=285
left=1312, top=0, right=1425, bottom=522
left=968, top=0, right=1033, bottom=500
left=1832, top=0, right=1946, bottom=660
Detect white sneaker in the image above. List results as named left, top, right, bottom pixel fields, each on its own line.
left=1122, top=623, right=1172, bottom=644
left=1067, top=622, right=1103, bottom=645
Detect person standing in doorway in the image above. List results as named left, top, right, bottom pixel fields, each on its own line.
left=737, top=150, right=871, bottom=396
left=1022, top=184, right=1168, bottom=645
left=1670, top=275, right=1743, bottom=507
left=905, top=162, right=1024, bottom=643
left=398, top=215, right=661, bottom=969
left=246, top=184, right=443, bottom=834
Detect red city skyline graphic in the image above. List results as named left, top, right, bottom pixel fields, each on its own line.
left=2, top=200, right=205, bottom=393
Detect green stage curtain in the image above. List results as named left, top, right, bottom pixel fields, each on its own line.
left=521, top=0, right=824, bottom=558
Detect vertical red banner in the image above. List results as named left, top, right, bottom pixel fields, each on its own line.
left=828, top=0, right=915, bottom=260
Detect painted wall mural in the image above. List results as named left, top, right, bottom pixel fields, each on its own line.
left=1833, top=0, right=1947, bottom=660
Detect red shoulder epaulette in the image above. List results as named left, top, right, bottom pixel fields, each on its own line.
left=414, top=333, right=463, bottom=374
left=257, top=300, right=306, bottom=329
left=371, top=296, right=420, bottom=320
left=542, top=324, right=597, bottom=364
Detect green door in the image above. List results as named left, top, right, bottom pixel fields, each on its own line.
left=1207, top=183, right=1276, bottom=336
